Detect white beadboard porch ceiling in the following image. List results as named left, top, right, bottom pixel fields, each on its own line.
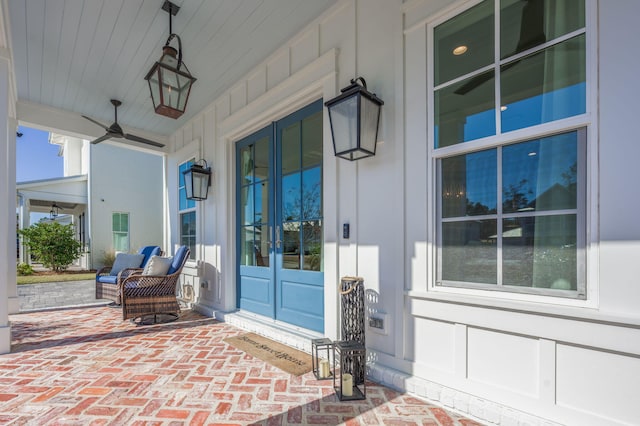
left=7, top=0, right=337, bottom=137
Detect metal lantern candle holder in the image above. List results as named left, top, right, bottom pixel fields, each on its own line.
left=333, top=340, right=366, bottom=401
left=340, top=276, right=366, bottom=385
left=182, top=159, right=211, bottom=201
left=311, top=338, right=334, bottom=380
left=325, top=77, right=384, bottom=161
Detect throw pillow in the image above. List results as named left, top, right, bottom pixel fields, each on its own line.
left=142, top=255, right=173, bottom=276
left=110, top=253, right=145, bottom=276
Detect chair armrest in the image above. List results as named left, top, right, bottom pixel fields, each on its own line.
left=96, top=266, right=113, bottom=277
left=118, top=267, right=143, bottom=281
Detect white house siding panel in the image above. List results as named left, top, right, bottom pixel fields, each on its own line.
left=597, top=0, right=640, bottom=317
left=161, top=1, right=640, bottom=425
left=290, top=28, right=319, bottom=75
left=266, top=49, right=290, bottom=91
left=404, top=23, right=428, bottom=297
left=467, top=328, right=539, bottom=397
left=556, top=344, right=640, bottom=425
left=410, top=317, right=455, bottom=374
left=230, top=83, right=247, bottom=115
left=90, top=143, right=163, bottom=268
left=247, top=69, right=267, bottom=104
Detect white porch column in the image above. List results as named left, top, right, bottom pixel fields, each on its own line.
left=0, top=54, right=15, bottom=352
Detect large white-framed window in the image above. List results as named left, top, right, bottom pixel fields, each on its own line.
left=112, top=212, right=130, bottom=253
left=179, top=159, right=197, bottom=260
left=430, top=0, right=589, bottom=298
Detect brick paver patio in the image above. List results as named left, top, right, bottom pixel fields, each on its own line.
left=1, top=307, right=482, bottom=425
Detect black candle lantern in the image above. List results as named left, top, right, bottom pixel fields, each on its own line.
left=183, top=159, right=211, bottom=201
left=325, top=77, right=384, bottom=161
left=333, top=340, right=366, bottom=401
left=311, top=338, right=334, bottom=380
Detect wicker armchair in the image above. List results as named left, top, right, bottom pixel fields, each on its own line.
left=96, top=246, right=161, bottom=304
left=120, top=246, right=190, bottom=323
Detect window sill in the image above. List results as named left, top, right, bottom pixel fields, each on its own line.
left=406, top=289, right=640, bottom=328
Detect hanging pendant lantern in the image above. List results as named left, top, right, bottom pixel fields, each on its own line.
left=145, top=1, right=196, bottom=119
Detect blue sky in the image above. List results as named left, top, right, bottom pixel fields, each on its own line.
left=16, top=126, right=63, bottom=182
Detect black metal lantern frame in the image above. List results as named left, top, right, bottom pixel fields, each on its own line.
left=311, top=338, right=334, bottom=380
left=333, top=340, right=366, bottom=401
left=49, top=203, right=60, bottom=219
left=325, top=77, right=384, bottom=161
left=145, top=1, right=197, bottom=119
left=183, top=159, right=211, bottom=201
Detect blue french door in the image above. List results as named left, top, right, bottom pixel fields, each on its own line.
left=236, top=100, right=324, bottom=332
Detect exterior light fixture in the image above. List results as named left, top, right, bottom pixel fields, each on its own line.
left=183, top=159, right=211, bottom=201
left=49, top=203, right=60, bottom=219
left=145, top=1, right=196, bottom=119
left=325, top=77, right=384, bottom=161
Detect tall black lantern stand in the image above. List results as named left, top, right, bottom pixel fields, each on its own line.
left=311, top=338, right=334, bottom=380
left=339, top=276, right=366, bottom=385
left=333, top=340, right=366, bottom=401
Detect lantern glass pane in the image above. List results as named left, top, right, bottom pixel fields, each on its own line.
left=359, top=97, right=381, bottom=154
left=328, top=96, right=358, bottom=154
left=160, top=69, right=180, bottom=109
left=147, top=68, right=161, bottom=108
left=192, top=171, right=209, bottom=199
left=183, top=170, right=194, bottom=199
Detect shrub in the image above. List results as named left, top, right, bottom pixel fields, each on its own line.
left=16, top=262, right=34, bottom=276
left=19, top=222, right=83, bottom=272
left=101, top=250, right=116, bottom=267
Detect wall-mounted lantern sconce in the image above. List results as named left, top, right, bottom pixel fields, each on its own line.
left=324, top=77, right=384, bottom=161
left=145, top=1, right=197, bottom=119
left=183, top=159, right=211, bottom=201
left=49, top=203, right=60, bottom=219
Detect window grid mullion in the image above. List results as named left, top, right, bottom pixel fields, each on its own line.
left=494, top=0, right=502, bottom=139
left=496, top=146, right=503, bottom=286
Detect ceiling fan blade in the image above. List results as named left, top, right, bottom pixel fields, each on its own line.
left=124, top=133, right=165, bottom=148
left=82, top=115, right=110, bottom=132
left=90, top=134, right=112, bottom=145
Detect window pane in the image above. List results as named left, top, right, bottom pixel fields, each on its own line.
left=282, top=221, right=300, bottom=270
left=503, top=215, right=577, bottom=289
left=256, top=223, right=269, bottom=267
left=240, top=186, right=254, bottom=225
left=442, top=220, right=497, bottom=284
left=302, top=166, right=322, bottom=220
left=180, top=211, right=196, bottom=260
left=282, top=172, right=301, bottom=221
left=240, top=225, right=255, bottom=266
left=112, top=213, right=120, bottom=232
left=503, top=132, right=577, bottom=213
left=501, top=35, right=586, bottom=132
left=441, top=150, right=497, bottom=218
left=255, top=182, right=268, bottom=225
left=254, top=137, right=270, bottom=182
left=434, top=0, right=494, bottom=86
left=240, top=145, right=253, bottom=184
left=435, top=70, right=496, bottom=148
left=281, top=122, right=301, bottom=175
left=303, top=220, right=322, bottom=272
left=113, top=233, right=128, bottom=252
left=501, top=0, right=585, bottom=59
left=302, top=111, right=323, bottom=169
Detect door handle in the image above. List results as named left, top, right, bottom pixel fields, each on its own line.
left=268, top=226, right=273, bottom=248
left=275, top=225, right=282, bottom=248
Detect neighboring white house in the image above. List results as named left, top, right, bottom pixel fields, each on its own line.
left=2, top=1, right=640, bottom=425
left=16, top=133, right=164, bottom=270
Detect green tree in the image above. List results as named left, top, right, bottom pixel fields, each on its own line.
left=19, top=222, right=83, bottom=272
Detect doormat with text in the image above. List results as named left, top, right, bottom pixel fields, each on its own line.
left=224, top=332, right=312, bottom=376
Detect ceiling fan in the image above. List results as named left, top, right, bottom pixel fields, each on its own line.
left=82, top=99, right=165, bottom=148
